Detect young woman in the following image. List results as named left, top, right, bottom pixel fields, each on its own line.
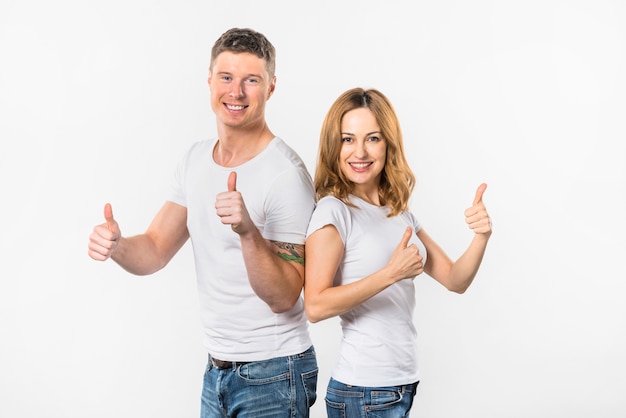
left=305, top=87, right=492, bottom=417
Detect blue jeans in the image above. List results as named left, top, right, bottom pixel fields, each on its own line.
left=325, top=377, right=419, bottom=418
left=200, top=346, right=318, bottom=417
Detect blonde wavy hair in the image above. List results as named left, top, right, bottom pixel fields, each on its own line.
left=314, top=87, right=415, bottom=217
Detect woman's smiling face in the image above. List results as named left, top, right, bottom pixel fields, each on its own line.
left=339, top=107, right=387, bottom=201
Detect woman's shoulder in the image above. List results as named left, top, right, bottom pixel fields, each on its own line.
left=307, top=195, right=352, bottom=238
left=312, top=195, right=352, bottom=218
left=317, top=195, right=342, bottom=205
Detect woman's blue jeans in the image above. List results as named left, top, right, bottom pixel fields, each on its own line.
left=325, top=377, right=419, bottom=418
left=200, top=346, right=318, bottom=417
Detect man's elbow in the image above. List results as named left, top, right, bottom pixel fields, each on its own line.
left=268, top=295, right=299, bottom=314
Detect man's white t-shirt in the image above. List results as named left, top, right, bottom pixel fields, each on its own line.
left=306, top=195, right=427, bottom=387
left=169, top=137, right=315, bottom=361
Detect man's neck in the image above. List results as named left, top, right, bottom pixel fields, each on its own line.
left=213, top=124, right=274, bottom=167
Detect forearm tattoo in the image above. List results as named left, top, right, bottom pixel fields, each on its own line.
left=271, top=241, right=305, bottom=265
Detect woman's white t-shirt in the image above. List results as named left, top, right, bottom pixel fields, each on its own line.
left=306, top=195, right=427, bottom=387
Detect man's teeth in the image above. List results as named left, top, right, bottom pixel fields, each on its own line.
left=227, top=105, right=245, bottom=110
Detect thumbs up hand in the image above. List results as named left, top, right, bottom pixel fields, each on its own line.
left=88, top=203, right=121, bottom=261
left=215, top=171, right=254, bottom=235
left=464, top=183, right=492, bottom=236
left=385, top=227, right=424, bottom=282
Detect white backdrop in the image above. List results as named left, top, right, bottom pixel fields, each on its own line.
left=1, top=1, right=625, bottom=417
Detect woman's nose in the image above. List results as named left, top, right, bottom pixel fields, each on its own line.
left=354, top=140, right=367, bottom=158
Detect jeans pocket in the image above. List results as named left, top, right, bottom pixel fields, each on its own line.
left=370, top=389, right=401, bottom=408
left=238, top=362, right=289, bottom=384
left=301, top=368, right=318, bottom=407
left=325, top=397, right=347, bottom=418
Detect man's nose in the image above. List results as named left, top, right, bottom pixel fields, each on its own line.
left=229, top=80, right=245, bottom=99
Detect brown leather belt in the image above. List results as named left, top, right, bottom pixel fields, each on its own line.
left=210, top=356, right=250, bottom=370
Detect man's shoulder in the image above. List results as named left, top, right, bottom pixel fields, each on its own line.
left=188, top=137, right=217, bottom=152
left=261, top=137, right=312, bottom=180
left=268, top=137, right=305, bottom=163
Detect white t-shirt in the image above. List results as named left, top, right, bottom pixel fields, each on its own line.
left=169, top=137, right=315, bottom=361
left=306, top=195, right=427, bottom=387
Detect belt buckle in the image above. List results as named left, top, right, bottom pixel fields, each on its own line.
left=210, top=356, right=231, bottom=369
left=210, top=355, right=251, bottom=370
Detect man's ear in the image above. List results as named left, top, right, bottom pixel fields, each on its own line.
left=267, top=76, right=276, bottom=98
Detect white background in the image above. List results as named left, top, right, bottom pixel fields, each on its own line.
left=1, top=0, right=625, bottom=417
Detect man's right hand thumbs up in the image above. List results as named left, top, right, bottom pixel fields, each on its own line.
left=88, top=203, right=121, bottom=261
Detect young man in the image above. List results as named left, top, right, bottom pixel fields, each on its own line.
left=88, top=28, right=318, bottom=417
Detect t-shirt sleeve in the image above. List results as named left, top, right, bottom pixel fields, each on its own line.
left=168, top=143, right=198, bottom=208
left=263, top=166, right=316, bottom=245
left=306, top=196, right=351, bottom=244
left=407, top=211, right=422, bottom=234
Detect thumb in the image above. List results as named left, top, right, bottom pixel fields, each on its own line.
left=104, top=203, right=115, bottom=229
left=473, top=183, right=488, bottom=205
left=397, top=226, right=413, bottom=249
left=227, top=171, right=237, bottom=192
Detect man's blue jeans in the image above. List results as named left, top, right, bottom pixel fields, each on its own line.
left=200, top=346, right=318, bottom=417
left=325, top=377, right=419, bottom=418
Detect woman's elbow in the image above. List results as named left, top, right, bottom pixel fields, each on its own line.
left=446, top=280, right=473, bottom=294
left=305, top=309, right=320, bottom=324
left=304, top=303, right=324, bottom=323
